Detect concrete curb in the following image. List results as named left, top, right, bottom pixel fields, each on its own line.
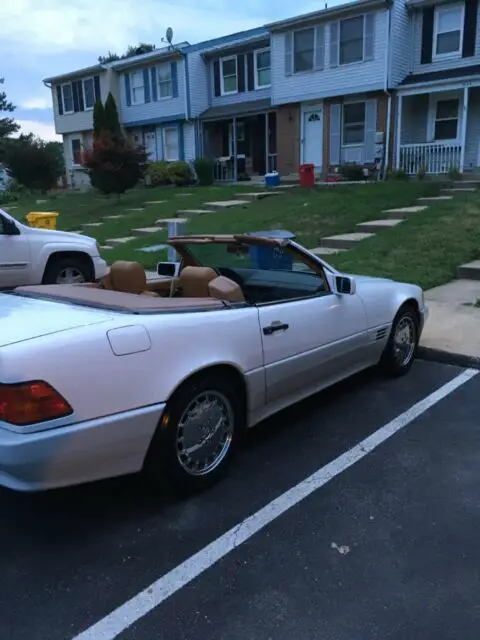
left=418, top=345, right=480, bottom=370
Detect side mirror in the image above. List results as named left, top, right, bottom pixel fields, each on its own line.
left=156, top=261, right=180, bottom=277
left=1, top=217, right=20, bottom=236
left=334, top=275, right=356, bottom=295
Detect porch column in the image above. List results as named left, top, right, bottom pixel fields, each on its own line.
left=232, top=116, right=238, bottom=181
left=265, top=112, right=269, bottom=173
left=395, top=94, right=403, bottom=170
left=459, top=87, right=469, bottom=173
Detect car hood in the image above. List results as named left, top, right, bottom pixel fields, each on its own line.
left=0, top=292, right=114, bottom=347
left=25, top=225, right=97, bottom=245
left=348, top=274, right=394, bottom=284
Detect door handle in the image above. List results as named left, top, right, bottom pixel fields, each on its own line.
left=263, top=322, right=289, bottom=336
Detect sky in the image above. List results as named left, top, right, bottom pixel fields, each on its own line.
left=0, top=0, right=339, bottom=142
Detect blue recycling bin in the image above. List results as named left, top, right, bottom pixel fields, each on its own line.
left=264, top=171, right=280, bottom=187
left=247, top=229, right=296, bottom=270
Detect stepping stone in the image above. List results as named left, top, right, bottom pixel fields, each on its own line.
left=356, top=219, right=404, bottom=232
left=99, top=245, right=113, bottom=250
left=36, top=199, right=48, bottom=204
left=310, top=246, right=348, bottom=256
left=417, top=196, right=453, bottom=201
left=274, top=184, right=297, bottom=189
left=125, top=207, right=145, bottom=212
left=321, top=232, right=375, bottom=250
left=71, top=229, right=84, bottom=234
left=382, top=205, right=428, bottom=219
left=131, top=226, right=163, bottom=236
left=2, top=205, right=17, bottom=210
left=136, top=244, right=168, bottom=253
left=106, top=236, right=136, bottom=245
left=442, top=188, right=476, bottom=192
left=236, top=192, right=282, bottom=200
left=176, top=209, right=214, bottom=218
left=156, top=218, right=188, bottom=225
left=457, top=260, right=480, bottom=281
left=175, top=193, right=193, bottom=197
left=104, top=214, right=125, bottom=219
left=82, top=221, right=103, bottom=227
left=203, top=200, right=250, bottom=209
left=144, top=200, right=167, bottom=205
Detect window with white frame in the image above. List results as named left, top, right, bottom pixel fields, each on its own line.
left=62, top=84, right=74, bottom=113
left=293, top=28, right=315, bottom=72
left=130, top=71, right=145, bottom=104
left=220, top=57, right=238, bottom=94
left=434, top=3, right=464, bottom=57
left=342, top=102, right=366, bottom=145
left=255, top=48, right=271, bottom=88
left=157, top=63, right=172, bottom=98
left=83, top=77, right=95, bottom=109
left=163, top=127, right=179, bottom=161
left=339, top=15, right=365, bottom=65
left=433, top=98, right=459, bottom=140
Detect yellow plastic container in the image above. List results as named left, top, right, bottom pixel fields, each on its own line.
left=26, top=211, right=59, bottom=229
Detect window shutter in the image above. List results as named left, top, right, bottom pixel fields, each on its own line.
left=213, top=60, right=221, bottom=97
left=143, top=68, right=151, bottom=103
left=314, top=26, right=325, bottom=70
left=237, top=55, right=245, bottom=92
left=72, top=82, right=80, bottom=112
left=56, top=86, right=64, bottom=115
left=247, top=52, right=255, bottom=91
left=178, top=123, right=185, bottom=161
left=463, top=0, right=478, bottom=57
left=329, top=21, right=339, bottom=67
left=420, top=7, right=434, bottom=64
left=93, top=75, right=101, bottom=101
left=364, top=13, right=375, bottom=60
left=285, top=31, right=293, bottom=76
left=364, top=99, right=377, bottom=163
left=329, top=103, right=341, bottom=165
left=125, top=74, right=131, bottom=107
left=151, top=67, right=158, bottom=101
left=171, top=61, right=178, bottom=98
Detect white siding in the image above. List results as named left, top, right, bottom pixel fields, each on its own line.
left=389, top=0, right=413, bottom=86
left=210, top=54, right=270, bottom=106
left=53, top=72, right=110, bottom=135
left=183, top=122, right=196, bottom=160
left=412, top=3, right=480, bottom=74
left=271, top=8, right=388, bottom=105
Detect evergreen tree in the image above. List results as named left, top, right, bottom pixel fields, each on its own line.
left=103, top=92, right=122, bottom=137
left=92, top=99, right=106, bottom=138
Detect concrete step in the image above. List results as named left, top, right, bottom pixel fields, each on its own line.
left=105, top=236, right=136, bottom=245
left=203, top=200, right=250, bottom=209
left=131, top=226, right=163, bottom=236
left=321, top=232, right=375, bottom=250
left=310, top=246, right=348, bottom=256
left=417, top=196, right=453, bottom=202
left=356, top=219, right=404, bottom=232
left=382, top=205, right=428, bottom=219
left=457, top=260, right=480, bottom=281
left=235, top=192, right=282, bottom=200
left=442, top=188, right=476, bottom=192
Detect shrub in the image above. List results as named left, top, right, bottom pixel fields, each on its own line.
left=193, top=157, right=214, bottom=186
left=147, top=160, right=170, bottom=186
left=447, top=165, right=461, bottom=181
left=339, top=162, right=365, bottom=181
left=417, top=166, right=427, bottom=180
left=167, top=160, right=193, bottom=186
left=0, top=189, right=18, bottom=204
left=389, top=168, right=408, bottom=181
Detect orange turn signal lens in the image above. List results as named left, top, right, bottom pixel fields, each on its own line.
left=0, top=381, right=73, bottom=426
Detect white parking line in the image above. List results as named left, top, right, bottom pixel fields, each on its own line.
left=73, top=367, right=479, bottom=640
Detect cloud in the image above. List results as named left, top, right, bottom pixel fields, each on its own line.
left=21, top=97, right=52, bottom=110
left=14, top=120, right=62, bottom=142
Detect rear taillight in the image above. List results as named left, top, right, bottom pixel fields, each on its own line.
left=0, top=381, right=73, bottom=426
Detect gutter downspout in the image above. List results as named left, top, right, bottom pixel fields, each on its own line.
left=382, top=0, right=393, bottom=180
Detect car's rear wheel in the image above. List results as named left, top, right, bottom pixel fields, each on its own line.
left=144, top=373, right=243, bottom=497
left=43, top=255, right=93, bottom=285
left=379, top=304, right=419, bottom=378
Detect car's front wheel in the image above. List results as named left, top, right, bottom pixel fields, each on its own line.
left=379, top=304, right=419, bottom=378
left=144, top=372, right=244, bottom=497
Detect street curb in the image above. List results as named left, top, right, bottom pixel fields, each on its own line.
left=418, top=345, right=480, bottom=370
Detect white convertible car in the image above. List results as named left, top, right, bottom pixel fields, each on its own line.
left=0, top=232, right=428, bottom=495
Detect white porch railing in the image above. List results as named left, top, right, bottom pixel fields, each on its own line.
left=399, top=143, right=462, bottom=175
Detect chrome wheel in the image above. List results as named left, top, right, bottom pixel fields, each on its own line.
left=393, top=315, right=416, bottom=366
left=176, top=391, right=234, bottom=477
left=55, top=267, right=86, bottom=284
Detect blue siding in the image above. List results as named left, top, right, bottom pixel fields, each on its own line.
left=389, top=0, right=412, bottom=86
left=187, top=50, right=210, bottom=118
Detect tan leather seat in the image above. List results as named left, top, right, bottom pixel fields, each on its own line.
left=179, top=266, right=217, bottom=297
left=101, top=261, right=158, bottom=296
left=208, top=276, right=245, bottom=302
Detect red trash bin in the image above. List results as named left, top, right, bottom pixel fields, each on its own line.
left=299, top=163, right=315, bottom=187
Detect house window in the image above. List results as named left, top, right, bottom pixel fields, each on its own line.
left=434, top=99, right=459, bottom=140
left=220, top=57, right=238, bottom=94
left=342, top=102, right=366, bottom=145
left=62, top=84, right=74, bottom=113
left=340, top=15, right=365, bottom=65
left=157, top=63, right=172, bottom=98
left=83, top=78, right=95, bottom=109
left=71, top=139, right=82, bottom=165
left=255, top=48, right=271, bottom=88
left=163, top=127, right=179, bottom=161
left=434, top=3, right=464, bottom=56
left=130, top=71, right=145, bottom=104
left=293, top=28, right=315, bottom=72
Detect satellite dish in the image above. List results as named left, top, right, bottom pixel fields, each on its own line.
left=166, top=27, right=173, bottom=44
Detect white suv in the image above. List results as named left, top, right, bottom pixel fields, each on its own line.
left=0, top=208, right=108, bottom=288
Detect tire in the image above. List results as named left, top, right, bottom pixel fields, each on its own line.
left=143, top=373, right=244, bottom=497
left=42, top=255, right=93, bottom=285
left=379, top=304, right=419, bottom=378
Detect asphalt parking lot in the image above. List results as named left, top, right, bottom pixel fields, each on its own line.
left=1, top=360, right=480, bottom=640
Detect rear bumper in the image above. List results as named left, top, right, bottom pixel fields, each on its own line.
left=0, top=403, right=165, bottom=492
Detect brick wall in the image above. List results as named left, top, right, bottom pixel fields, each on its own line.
left=276, top=104, right=300, bottom=175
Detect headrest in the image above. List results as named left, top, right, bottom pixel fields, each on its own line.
left=109, top=261, right=147, bottom=294
left=208, top=276, right=245, bottom=302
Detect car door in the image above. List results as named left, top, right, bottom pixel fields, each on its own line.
left=257, top=273, right=369, bottom=405
left=0, top=215, right=32, bottom=288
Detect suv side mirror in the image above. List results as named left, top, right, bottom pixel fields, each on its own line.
left=334, top=275, right=356, bottom=295
left=1, top=217, right=20, bottom=236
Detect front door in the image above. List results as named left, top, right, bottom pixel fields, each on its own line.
left=144, top=130, right=157, bottom=161
left=303, top=108, right=323, bottom=169
left=0, top=215, right=31, bottom=288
